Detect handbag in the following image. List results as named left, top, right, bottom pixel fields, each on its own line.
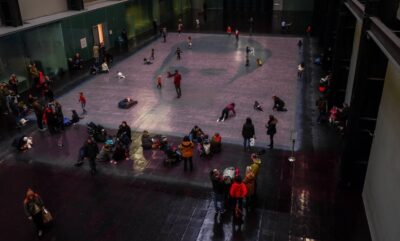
left=249, top=138, right=256, bottom=147
left=42, top=207, right=53, bottom=224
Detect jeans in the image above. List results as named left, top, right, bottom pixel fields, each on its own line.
left=175, top=86, right=181, bottom=97
left=212, top=192, right=224, bottom=212
left=243, top=138, right=250, bottom=150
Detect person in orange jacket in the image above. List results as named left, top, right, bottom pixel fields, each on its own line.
left=179, top=136, right=194, bottom=172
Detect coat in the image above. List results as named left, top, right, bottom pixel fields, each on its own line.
left=179, top=140, right=194, bottom=158
left=24, top=194, right=44, bottom=217
left=242, top=123, right=255, bottom=139
left=84, top=142, right=99, bottom=159
left=244, top=171, right=256, bottom=196
left=230, top=182, right=247, bottom=198
left=250, top=159, right=261, bottom=177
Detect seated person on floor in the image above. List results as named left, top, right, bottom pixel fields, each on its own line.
left=256, top=58, right=263, bottom=67
left=254, top=101, right=263, bottom=111
left=13, top=135, right=33, bottom=151
left=210, top=133, right=222, bottom=153
left=110, top=143, right=125, bottom=164
left=272, top=96, right=287, bottom=112
left=97, top=136, right=114, bottom=162
left=71, top=110, right=81, bottom=124
left=141, top=130, right=153, bottom=150
left=198, top=134, right=211, bottom=157
left=70, top=53, right=83, bottom=70
left=118, top=97, right=137, bottom=109
left=189, top=125, right=205, bottom=142
left=143, top=58, right=153, bottom=65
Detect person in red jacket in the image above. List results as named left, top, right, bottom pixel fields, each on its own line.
left=168, top=70, right=182, bottom=98
left=78, top=92, right=87, bottom=113
left=217, top=103, right=236, bottom=122
left=230, top=175, right=247, bottom=210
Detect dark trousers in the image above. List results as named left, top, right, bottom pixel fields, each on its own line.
left=89, top=157, right=97, bottom=173
left=243, top=138, right=250, bottom=150
left=218, top=108, right=229, bottom=121
left=32, top=211, right=44, bottom=232
left=183, top=156, right=193, bottom=171
left=175, top=86, right=181, bottom=97
left=268, top=134, right=274, bottom=148
left=35, top=111, right=43, bottom=129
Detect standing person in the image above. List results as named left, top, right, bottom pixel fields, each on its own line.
left=298, top=62, right=305, bottom=79
left=230, top=176, right=247, bottom=230
left=316, top=96, right=328, bottom=123
left=175, top=47, right=182, bottom=60
left=266, top=115, right=278, bottom=149
left=93, top=44, right=100, bottom=64
left=116, top=121, right=132, bottom=154
left=8, top=74, right=18, bottom=95
left=226, top=25, right=232, bottom=36
left=179, top=136, right=194, bottom=172
left=83, top=137, right=99, bottom=175
left=24, top=188, right=45, bottom=237
left=54, top=101, right=64, bottom=131
left=162, top=27, right=167, bottom=42
left=210, top=169, right=225, bottom=214
left=168, top=70, right=182, bottom=98
left=187, top=36, right=192, bottom=49
left=78, top=92, right=87, bottom=114
left=281, top=20, right=286, bottom=33
left=242, top=117, right=255, bottom=151
left=32, top=100, right=46, bottom=131
left=150, top=48, right=155, bottom=60
left=249, top=153, right=261, bottom=196
left=177, top=22, right=183, bottom=35
left=297, top=40, right=303, bottom=49
left=243, top=168, right=255, bottom=211
left=249, top=17, right=254, bottom=35
left=235, top=29, right=240, bottom=41
left=156, top=75, right=162, bottom=89
left=217, top=103, right=236, bottom=122
left=195, top=18, right=200, bottom=30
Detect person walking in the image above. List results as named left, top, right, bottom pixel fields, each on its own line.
left=242, top=117, right=255, bottom=151
left=156, top=75, right=162, bottom=89
left=210, top=169, right=225, bottom=214
left=83, top=137, right=99, bottom=175
left=78, top=92, right=87, bottom=114
left=217, top=103, right=236, bottom=122
left=168, top=70, right=182, bottom=98
left=175, top=47, right=182, bottom=60
left=235, top=29, right=240, bottom=41
left=162, top=27, right=167, bottom=42
left=24, top=188, right=45, bottom=237
left=179, top=136, right=194, bottom=172
left=266, top=115, right=278, bottom=149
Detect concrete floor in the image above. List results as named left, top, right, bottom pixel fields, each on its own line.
left=57, top=33, right=300, bottom=149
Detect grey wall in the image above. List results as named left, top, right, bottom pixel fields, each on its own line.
left=363, top=61, right=400, bottom=241
left=345, top=20, right=362, bottom=104
left=18, top=0, right=68, bottom=21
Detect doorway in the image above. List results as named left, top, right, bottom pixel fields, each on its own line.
left=92, top=23, right=105, bottom=46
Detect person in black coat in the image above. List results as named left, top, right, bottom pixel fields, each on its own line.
left=83, top=137, right=99, bottom=175
left=210, top=169, right=225, bottom=214
left=241, top=117, right=255, bottom=151
left=266, top=115, right=278, bottom=149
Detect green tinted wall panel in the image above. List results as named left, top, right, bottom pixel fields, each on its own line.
left=0, top=34, right=28, bottom=81
left=22, top=23, right=68, bottom=76
left=62, top=15, right=93, bottom=61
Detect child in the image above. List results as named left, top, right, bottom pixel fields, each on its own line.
left=156, top=75, right=162, bottom=89
left=78, top=92, right=87, bottom=114
left=187, top=36, right=192, bottom=49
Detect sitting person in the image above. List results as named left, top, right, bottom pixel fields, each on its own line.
left=71, top=53, right=83, bottom=70
left=141, top=130, right=153, bottom=150
left=97, top=136, right=114, bottom=162
left=110, top=143, right=125, bottom=164
left=254, top=101, right=263, bottom=111
left=14, top=136, right=33, bottom=151
left=272, top=96, right=287, bottom=112
left=210, top=133, right=222, bottom=153
left=71, top=110, right=80, bottom=124
left=189, top=125, right=204, bottom=142
left=256, top=58, right=263, bottom=66
left=143, top=58, right=153, bottom=65
left=100, top=61, right=109, bottom=73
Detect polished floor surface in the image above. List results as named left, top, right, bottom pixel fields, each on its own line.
left=0, top=37, right=371, bottom=241
left=57, top=33, right=300, bottom=149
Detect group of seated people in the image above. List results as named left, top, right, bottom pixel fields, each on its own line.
left=95, top=121, right=131, bottom=164
left=189, top=125, right=222, bottom=156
